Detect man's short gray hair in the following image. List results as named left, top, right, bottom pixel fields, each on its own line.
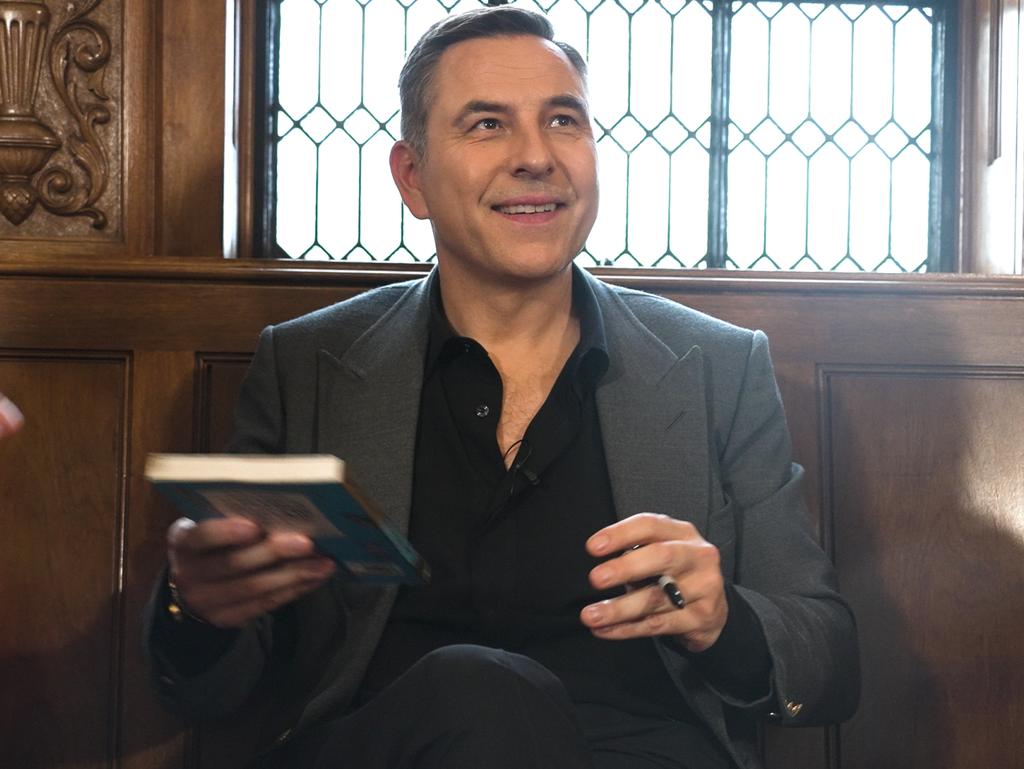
left=398, top=6, right=588, bottom=157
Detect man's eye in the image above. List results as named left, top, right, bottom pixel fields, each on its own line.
left=551, top=115, right=578, bottom=128
left=474, top=118, right=501, bottom=130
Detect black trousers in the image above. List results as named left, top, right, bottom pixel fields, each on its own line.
left=270, top=645, right=733, bottom=769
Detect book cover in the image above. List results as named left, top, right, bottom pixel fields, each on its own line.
left=145, top=454, right=429, bottom=584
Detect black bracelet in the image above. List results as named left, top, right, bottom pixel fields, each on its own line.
left=167, top=575, right=208, bottom=625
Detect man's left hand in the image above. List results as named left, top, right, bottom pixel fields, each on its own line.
left=580, top=513, right=727, bottom=652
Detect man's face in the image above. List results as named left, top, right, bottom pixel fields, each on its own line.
left=392, top=35, right=598, bottom=287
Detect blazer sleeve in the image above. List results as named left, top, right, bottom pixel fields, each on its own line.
left=716, top=330, right=860, bottom=726
left=142, top=326, right=287, bottom=718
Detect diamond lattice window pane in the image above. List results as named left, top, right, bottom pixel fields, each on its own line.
left=319, top=0, right=363, bottom=123
left=630, top=3, right=672, bottom=131
left=545, top=1, right=588, bottom=60
left=669, top=141, right=710, bottom=267
left=727, top=142, right=768, bottom=267
left=916, top=129, right=932, bottom=154
left=852, top=7, right=895, bottom=133
left=767, top=5, right=811, bottom=132
left=363, top=0, right=405, bottom=122
left=301, top=106, right=337, bottom=143
left=403, top=212, right=437, bottom=262
left=810, top=7, right=853, bottom=134
left=342, top=108, right=381, bottom=145
left=587, top=139, right=627, bottom=264
left=588, top=2, right=630, bottom=130
left=730, top=6, right=770, bottom=132
left=303, top=244, right=332, bottom=261
left=894, top=10, right=934, bottom=134
left=276, top=130, right=318, bottom=257
left=270, top=0, right=946, bottom=271
left=750, top=119, right=786, bottom=155
left=875, top=122, right=910, bottom=159
left=653, top=116, right=688, bottom=152
left=834, top=121, right=869, bottom=156
left=316, top=130, right=359, bottom=258
left=765, top=143, right=809, bottom=269
left=890, top=147, right=930, bottom=271
left=610, top=115, right=647, bottom=152
left=848, top=144, right=891, bottom=266
left=628, top=140, right=671, bottom=258
left=792, top=120, right=826, bottom=156
left=359, top=132, right=403, bottom=258
left=807, top=143, right=850, bottom=267
left=673, top=3, right=712, bottom=130
left=279, top=0, right=322, bottom=118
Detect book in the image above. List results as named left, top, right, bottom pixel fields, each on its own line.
left=144, top=453, right=429, bottom=584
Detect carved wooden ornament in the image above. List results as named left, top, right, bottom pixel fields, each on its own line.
left=0, top=0, right=110, bottom=228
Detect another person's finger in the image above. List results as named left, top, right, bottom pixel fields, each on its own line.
left=0, top=394, right=24, bottom=437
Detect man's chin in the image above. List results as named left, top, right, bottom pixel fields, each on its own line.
left=438, top=248, right=578, bottom=287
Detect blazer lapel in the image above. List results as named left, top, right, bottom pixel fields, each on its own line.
left=315, top=275, right=434, bottom=537
left=592, top=282, right=711, bottom=534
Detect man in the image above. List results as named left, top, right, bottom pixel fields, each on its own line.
left=145, top=8, right=858, bottom=769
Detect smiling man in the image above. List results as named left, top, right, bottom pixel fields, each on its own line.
left=145, top=8, right=858, bottom=769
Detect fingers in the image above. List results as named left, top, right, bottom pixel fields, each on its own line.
left=205, top=577, right=330, bottom=629
left=581, top=567, right=721, bottom=635
left=586, top=512, right=694, bottom=559
left=169, top=518, right=318, bottom=581
left=0, top=394, right=24, bottom=438
left=581, top=584, right=688, bottom=639
left=166, top=517, right=336, bottom=629
left=168, top=516, right=263, bottom=554
left=181, top=556, right=336, bottom=628
left=587, top=516, right=714, bottom=592
left=582, top=512, right=727, bottom=650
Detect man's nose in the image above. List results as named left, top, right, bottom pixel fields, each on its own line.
left=510, top=126, right=556, bottom=179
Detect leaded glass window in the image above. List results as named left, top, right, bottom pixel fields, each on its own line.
left=260, top=0, right=956, bottom=271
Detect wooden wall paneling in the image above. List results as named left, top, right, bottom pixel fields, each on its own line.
left=3, top=266, right=1024, bottom=769
left=120, top=350, right=200, bottom=769
left=0, top=351, right=129, bottom=767
left=156, top=0, right=227, bottom=257
left=0, top=0, right=159, bottom=260
left=824, top=366, right=1024, bottom=769
left=760, top=358, right=832, bottom=769
left=194, top=353, right=253, bottom=452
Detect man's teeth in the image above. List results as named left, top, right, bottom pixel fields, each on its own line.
left=497, top=203, right=558, bottom=214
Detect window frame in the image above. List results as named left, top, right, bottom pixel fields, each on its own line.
left=228, top=0, right=1021, bottom=275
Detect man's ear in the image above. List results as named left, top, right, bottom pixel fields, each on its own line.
left=389, top=141, right=430, bottom=220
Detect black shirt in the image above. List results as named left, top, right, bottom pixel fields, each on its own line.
left=355, top=269, right=768, bottom=717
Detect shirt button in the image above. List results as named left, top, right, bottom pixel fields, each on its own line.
left=475, top=404, right=490, bottom=418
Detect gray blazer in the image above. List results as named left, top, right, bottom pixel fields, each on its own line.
left=146, top=269, right=858, bottom=769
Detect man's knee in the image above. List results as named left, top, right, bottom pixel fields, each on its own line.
left=415, top=644, right=572, bottom=714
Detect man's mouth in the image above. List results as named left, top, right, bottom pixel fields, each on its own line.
left=493, top=202, right=560, bottom=215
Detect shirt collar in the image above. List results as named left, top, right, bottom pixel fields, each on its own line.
left=424, top=265, right=610, bottom=388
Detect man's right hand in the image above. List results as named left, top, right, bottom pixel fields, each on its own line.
left=166, top=517, right=337, bottom=629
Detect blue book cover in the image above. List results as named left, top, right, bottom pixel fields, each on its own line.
left=145, top=454, right=429, bottom=584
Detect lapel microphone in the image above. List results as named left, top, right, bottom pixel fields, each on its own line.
left=511, top=441, right=540, bottom=486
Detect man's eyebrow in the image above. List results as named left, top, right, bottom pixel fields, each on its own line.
left=454, top=100, right=511, bottom=124
left=453, top=95, right=590, bottom=125
left=546, top=94, right=589, bottom=116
